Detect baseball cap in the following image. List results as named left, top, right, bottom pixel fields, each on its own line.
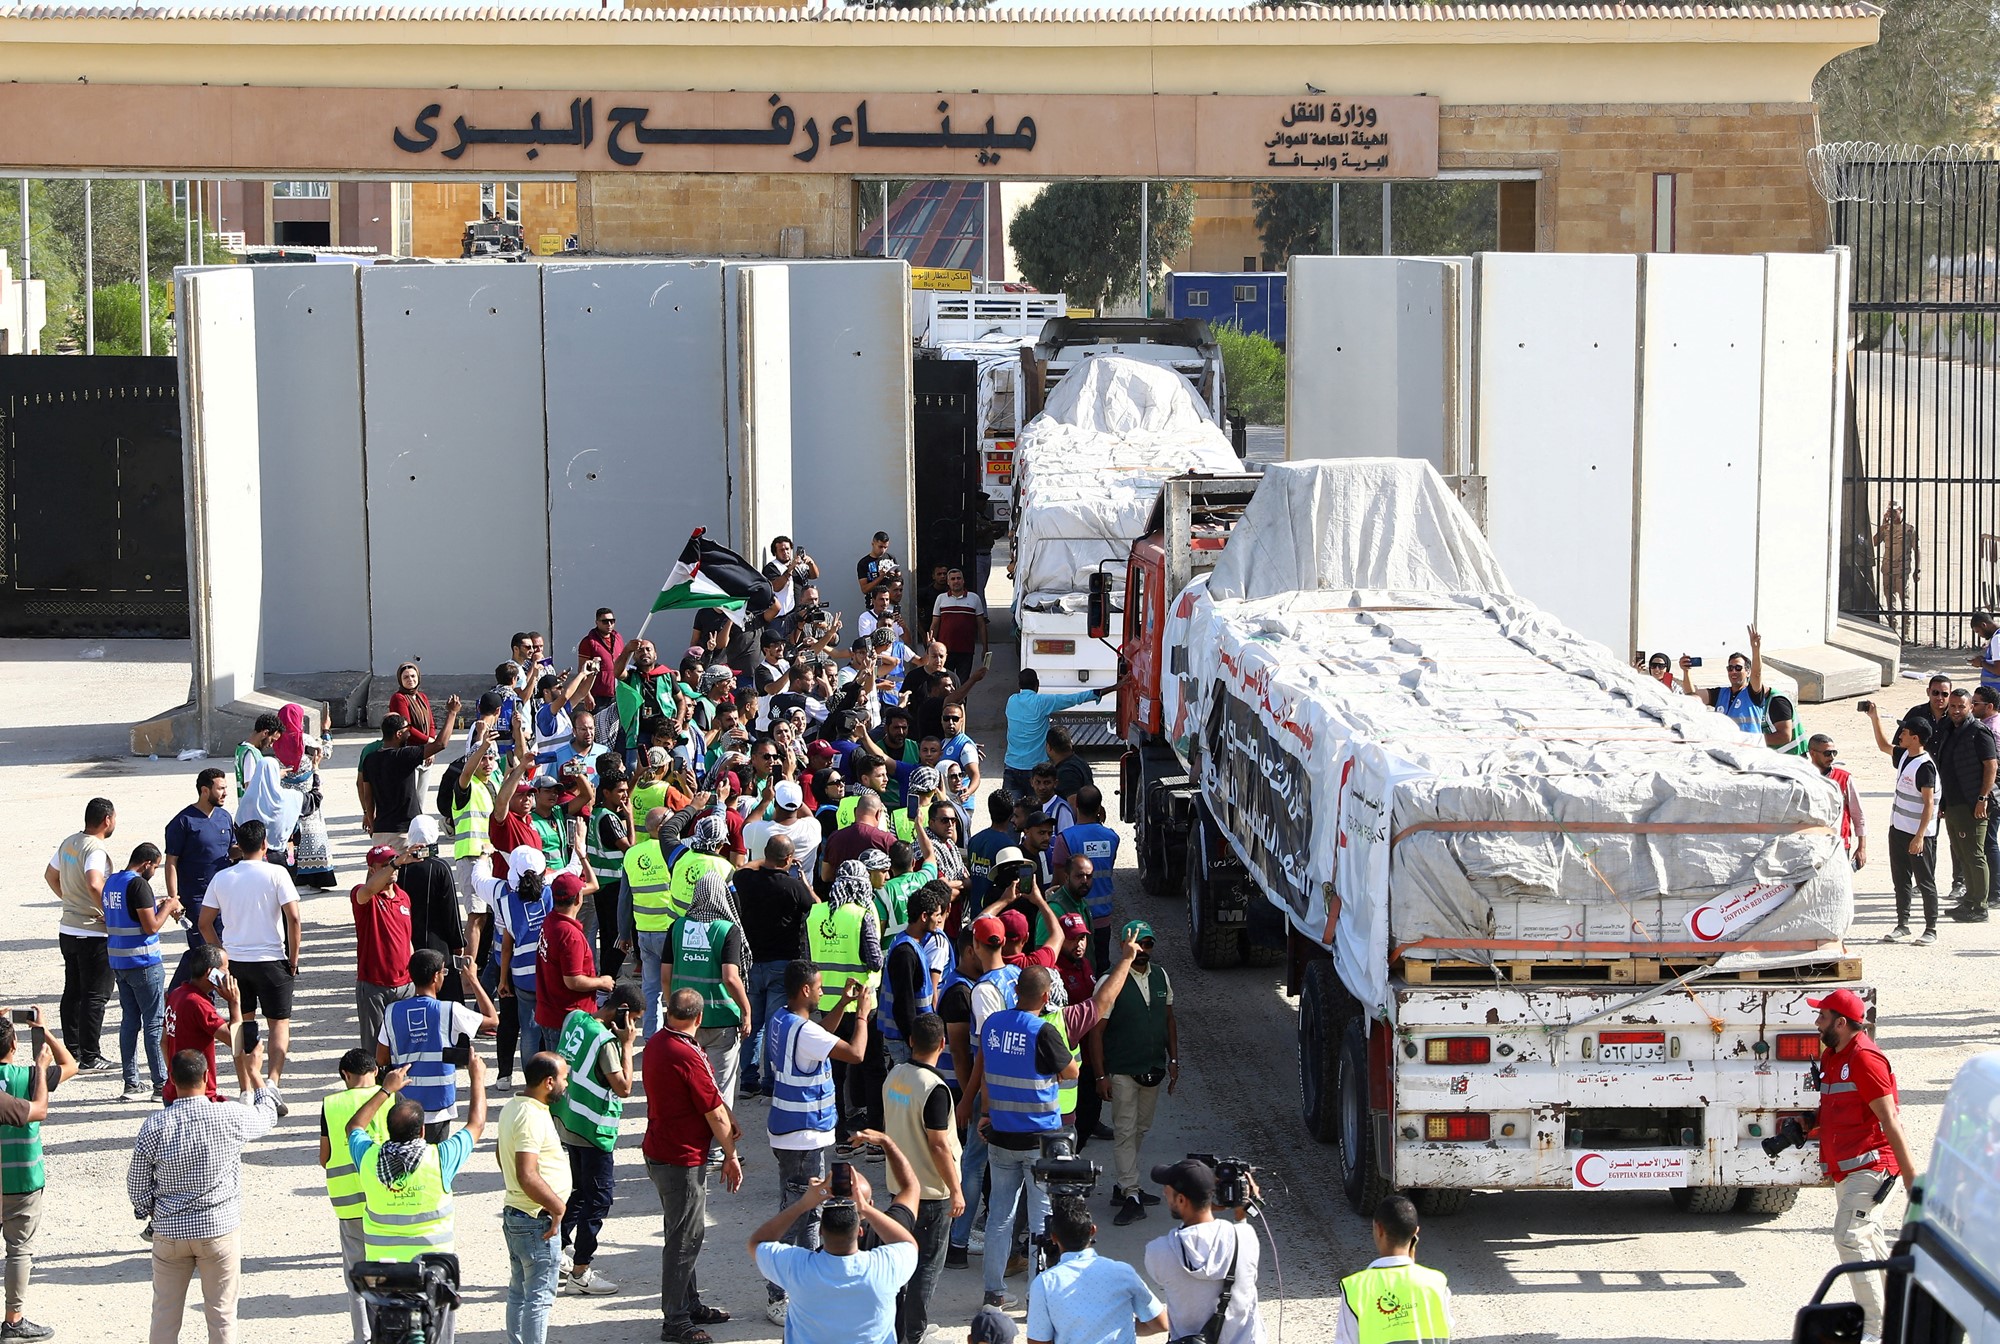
left=774, top=780, right=804, bottom=810
left=551, top=872, right=584, bottom=903
left=507, top=845, right=549, bottom=878
left=1150, top=1158, right=1218, bottom=1204
left=999, top=910, right=1030, bottom=942
left=405, top=815, right=442, bottom=846
left=860, top=848, right=892, bottom=873
left=476, top=690, right=506, bottom=716
left=531, top=771, right=562, bottom=790
left=536, top=673, right=561, bottom=695
left=1018, top=810, right=1052, bottom=831
left=969, top=1306, right=1018, bottom=1344
left=1807, top=988, right=1869, bottom=1023
left=1058, top=912, right=1089, bottom=937
left=1123, top=919, right=1156, bottom=944
left=808, top=741, right=836, bottom=766
left=365, top=844, right=398, bottom=868
left=971, top=916, right=1007, bottom=948
left=646, top=746, right=671, bottom=770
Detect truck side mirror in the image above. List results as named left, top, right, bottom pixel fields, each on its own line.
left=1086, top=570, right=1113, bottom=641
left=1791, top=1301, right=1864, bottom=1344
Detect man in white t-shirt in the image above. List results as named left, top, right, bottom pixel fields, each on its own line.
left=927, top=568, right=989, bottom=681
left=198, top=818, right=303, bottom=1111
left=745, top=782, right=822, bottom=882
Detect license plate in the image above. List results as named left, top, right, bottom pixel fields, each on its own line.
left=1597, top=1042, right=1665, bottom=1065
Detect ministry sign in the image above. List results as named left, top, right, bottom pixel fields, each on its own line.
left=0, top=85, right=1439, bottom=180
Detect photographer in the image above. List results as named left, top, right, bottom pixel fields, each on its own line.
left=745, top=1142, right=916, bottom=1344
left=1143, top=1160, right=1263, bottom=1344
left=1025, top=1194, right=1166, bottom=1344
left=1335, top=1196, right=1451, bottom=1344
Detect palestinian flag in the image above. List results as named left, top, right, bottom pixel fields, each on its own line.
left=651, top=529, right=776, bottom=626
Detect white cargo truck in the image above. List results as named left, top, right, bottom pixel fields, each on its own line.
left=1114, top=460, right=1867, bottom=1216
left=920, top=290, right=1067, bottom=523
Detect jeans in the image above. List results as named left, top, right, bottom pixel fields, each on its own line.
left=983, top=1142, right=1047, bottom=1296
left=897, top=1197, right=953, bottom=1344
left=950, top=1122, right=990, bottom=1248
left=562, top=1142, right=617, bottom=1267
left=645, top=1159, right=706, bottom=1334
left=639, top=931, right=671, bottom=1038
left=745, top=961, right=789, bottom=1093
left=1833, top=1169, right=1892, bottom=1336
left=1002, top=766, right=1037, bottom=798
left=595, top=879, right=625, bottom=980
left=515, top=985, right=545, bottom=1063
left=767, top=1146, right=829, bottom=1302
left=115, top=961, right=168, bottom=1089
left=58, top=932, right=111, bottom=1065
left=1888, top=827, right=1940, bottom=930
left=885, top=1039, right=912, bottom=1068
left=1944, top=804, right=1991, bottom=913
left=502, top=1207, right=563, bottom=1344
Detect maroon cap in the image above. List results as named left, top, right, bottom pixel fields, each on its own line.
left=1057, top=912, right=1089, bottom=937
left=999, top=910, right=1030, bottom=942
left=971, top=916, right=1007, bottom=948
left=551, top=872, right=585, bottom=903
left=1807, top=988, right=1869, bottom=1023
left=365, top=845, right=398, bottom=868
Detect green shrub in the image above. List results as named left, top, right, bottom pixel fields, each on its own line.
left=1216, top=322, right=1285, bottom=425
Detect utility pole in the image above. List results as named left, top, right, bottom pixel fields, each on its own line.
left=138, top=180, right=151, bottom=356
left=183, top=180, right=192, bottom=265
left=17, top=179, right=28, bottom=354
left=1330, top=182, right=1342, bottom=256
left=84, top=179, right=94, bottom=354
left=1138, top=183, right=1149, bottom=317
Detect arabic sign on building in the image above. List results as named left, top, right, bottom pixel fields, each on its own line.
left=0, top=85, right=1439, bottom=179
left=1570, top=1150, right=1691, bottom=1191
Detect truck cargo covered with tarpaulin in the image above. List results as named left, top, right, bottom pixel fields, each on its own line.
left=1159, top=458, right=1855, bottom=1017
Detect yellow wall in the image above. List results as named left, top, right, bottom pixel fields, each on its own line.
left=409, top=181, right=577, bottom=258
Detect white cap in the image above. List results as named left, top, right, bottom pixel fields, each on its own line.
left=773, top=780, right=804, bottom=811
left=405, top=815, right=442, bottom=846
left=507, top=845, right=549, bottom=878
left=646, top=746, right=671, bottom=769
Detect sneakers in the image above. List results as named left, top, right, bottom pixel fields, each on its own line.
left=765, top=1299, right=788, bottom=1326
left=0, top=1318, right=54, bottom=1340
left=982, top=1292, right=1016, bottom=1311
left=945, top=1244, right=969, bottom=1270
left=966, top=1227, right=986, bottom=1256
left=568, top=1267, right=618, bottom=1296
left=269, top=1084, right=288, bottom=1119
left=1915, top=929, right=1939, bottom=946
left=1948, top=905, right=1991, bottom=923
left=1004, top=1252, right=1029, bottom=1278
left=1883, top=924, right=1911, bottom=943
left=1113, top=1195, right=1146, bottom=1226
left=1111, top=1186, right=1160, bottom=1207
left=560, top=1250, right=575, bottom=1277
left=1091, top=1122, right=1114, bottom=1142
left=120, top=1081, right=151, bottom=1101
left=78, top=1057, right=117, bottom=1074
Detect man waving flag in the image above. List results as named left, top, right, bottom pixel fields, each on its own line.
left=651, top=528, right=778, bottom=626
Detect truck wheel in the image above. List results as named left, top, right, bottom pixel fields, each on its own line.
left=1243, top=941, right=1286, bottom=968
left=1735, top=1187, right=1799, bottom=1217
left=1668, top=1186, right=1739, bottom=1214
left=1337, top=1013, right=1392, bottom=1215
left=1187, top=847, right=1244, bottom=969
left=1139, top=796, right=1169, bottom=898
left=1299, top=959, right=1343, bottom=1143
left=1413, top=1187, right=1469, bottom=1217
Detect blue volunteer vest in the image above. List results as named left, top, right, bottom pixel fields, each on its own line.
left=102, top=870, right=161, bottom=971
left=937, top=964, right=970, bottom=1083
left=977, top=964, right=1020, bottom=1011
left=1714, top=685, right=1768, bottom=735
left=386, top=996, right=457, bottom=1118
left=980, top=1007, right=1060, bottom=1134
left=766, top=1008, right=837, bottom=1137
left=879, top=933, right=936, bottom=1044
left=1061, top=822, right=1121, bottom=921
left=502, top=886, right=552, bottom=993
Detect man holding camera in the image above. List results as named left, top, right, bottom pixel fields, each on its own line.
left=1144, top=1160, right=1263, bottom=1344
left=1024, top=1194, right=1167, bottom=1344
left=973, top=965, right=1077, bottom=1311
left=0, top=1010, right=70, bottom=1343
left=745, top=1141, right=917, bottom=1344
left=1336, top=1195, right=1452, bottom=1344
left=551, top=983, right=642, bottom=1298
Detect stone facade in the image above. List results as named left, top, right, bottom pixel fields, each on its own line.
left=575, top=173, right=854, bottom=258
left=409, top=181, right=577, bottom=258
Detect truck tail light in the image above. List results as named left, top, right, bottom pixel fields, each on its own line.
left=1031, top=639, right=1076, bottom=656
left=1424, top=1113, right=1492, bottom=1142
left=1775, top=1033, right=1821, bottom=1061
left=1423, top=1037, right=1491, bottom=1065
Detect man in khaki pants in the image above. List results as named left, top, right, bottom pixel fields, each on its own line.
left=127, top=1040, right=277, bottom=1343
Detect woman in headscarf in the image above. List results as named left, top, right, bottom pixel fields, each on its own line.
left=276, top=702, right=336, bottom=888
left=680, top=870, right=753, bottom=1111
left=388, top=661, right=442, bottom=803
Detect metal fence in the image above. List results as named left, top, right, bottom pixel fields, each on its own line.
left=1819, top=145, right=2000, bottom=648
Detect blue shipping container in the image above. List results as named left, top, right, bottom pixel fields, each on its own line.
left=1168, top=272, right=1288, bottom=347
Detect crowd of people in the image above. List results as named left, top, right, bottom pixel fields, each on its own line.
left=38, top=533, right=1470, bottom=1344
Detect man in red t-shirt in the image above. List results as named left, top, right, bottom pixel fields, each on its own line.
left=1809, top=988, right=1917, bottom=1341
left=537, top=873, right=612, bottom=1031
left=642, top=988, right=744, bottom=1339
left=161, top=945, right=242, bottom=1101
left=353, top=846, right=417, bottom=1053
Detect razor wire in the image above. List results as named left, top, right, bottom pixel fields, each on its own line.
left=1808, top=141, right=1999, bottom=205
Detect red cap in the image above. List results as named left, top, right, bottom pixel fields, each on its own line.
left=971, top=916, right=1007, bottom=948
left=365, top=845, right=397, bottom=868
left=999, top=910, right=1030, bottom=942
left=551, top=872, right=585, bottom=903
left=1057, top=912, right=1089, bottom=937
left=808, top=741, right=836, bottom=765
left=1806, top=988, right=1869, bottom=1023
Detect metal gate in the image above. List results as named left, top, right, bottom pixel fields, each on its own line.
left=0, top=356, right=186, bottom=638
left=1818, top=145, right=2000, bottom=649
left=912, top=356, right=979, bottom=585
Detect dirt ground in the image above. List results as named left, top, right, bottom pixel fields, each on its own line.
left=3, top=633, right=1995, bottom=1344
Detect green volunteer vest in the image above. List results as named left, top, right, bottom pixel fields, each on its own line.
left=876, top=870, right=931, bottom=941
left=531, top=810, right=569, bottom=868
left=666, top=851, right=731, bottom=922
left=322, top=1086, right=392, bottom=1219
left=1102, top=965, right=1172, bottom=1079
left=892, top=810, right=919, bottom=844
left=670, top=916, right=741, bottom=1026
left=453, top=774, right=495, bottom=860
left=631, top=780, right=670, bottom=821
left=585, top=809, right=625, bottom=886
left=551, top=1009, right=623, bottom=1151
left=809, top=902, right=873, bottom=1011
left=359, top=1142, right=454, bottom=1262
left=1038, top=1008, right=1078, bottom=1116
left=1341, top=1262, right=1453, bottom=1344
left=623, top=839, right=672, bottom=932
left=1034, top=890, right=1090, bottom=950
left=0, top=1065, right=43, bottom=1195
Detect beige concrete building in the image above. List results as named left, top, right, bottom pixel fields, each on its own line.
left=0, top=4, right=1876, bottom=259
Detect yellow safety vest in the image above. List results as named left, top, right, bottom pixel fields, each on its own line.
left=1038, top=1008, right=1078, bottom=1116
left=322, top=1086, right=392, bottom=1220
left=453, top=775, right=495, bottom=860
left=358, top=1142, right=454, bottom=1262
left=809, top=902, right=873, bottom=1012
left=667, top=851, right=732, bottom=923
left=1341, top=1263, right=1452, bottom=1344
left=623, top=839, right=672, bottom=933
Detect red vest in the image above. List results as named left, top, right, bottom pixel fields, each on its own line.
left=1828, top=765, right=1856, bottom=846
left=1817, top=1033, right=1899, bottom=1178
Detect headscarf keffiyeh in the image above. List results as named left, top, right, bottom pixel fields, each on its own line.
left=829, top=860, right=873, bottom=911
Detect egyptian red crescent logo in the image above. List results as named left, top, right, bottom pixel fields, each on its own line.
left=1574, top=1153, right=1609, bottom=1188
left=1688, top=905, right=1726, bottom=942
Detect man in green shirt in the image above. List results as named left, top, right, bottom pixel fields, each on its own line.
left=0, top=1008, right=75, bottom=1341
left=1091, top=920, right=1178, bottom=1227
left=551, top=984, right=643, bottom=1297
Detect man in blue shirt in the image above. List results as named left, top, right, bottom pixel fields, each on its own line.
left=1004, top=670, right=1112, bottom=796
left=746, top=1149, right=917, bottom=1344
left=966, top=792, right=1020, bottom=912
left=163, top=767, right=234, bottom=986
left=1026, top=1194, right=1167, bottom=1344
left=1052, top=786, right=1121, bottom=974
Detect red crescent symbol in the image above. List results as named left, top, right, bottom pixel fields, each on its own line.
left=1689, top=905, right=1725, bottom=942
left=1575, top=1153, right=1608, bottom=1189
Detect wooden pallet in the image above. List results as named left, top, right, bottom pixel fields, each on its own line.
left=1398, top=955, right=1863, bottom=987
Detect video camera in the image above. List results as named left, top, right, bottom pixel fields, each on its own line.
left=351, top=1255, right=459, bottom=1344
left=1188, top=1153, right=1258, bottom=1211
left=1762, top=1116, right=1814, bottom=1159
left=1032, top=1134, right=1101, bottom=1198
left=796, top=601, right=832, bottom=628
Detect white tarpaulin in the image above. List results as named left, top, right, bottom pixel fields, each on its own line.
left=1014, top=356, right=1239, bottom=603
left=1164, top=460, right=1854, bottom=1016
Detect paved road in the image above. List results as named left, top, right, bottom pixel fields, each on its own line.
left=2, top=634, right=1996, bottom=1343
